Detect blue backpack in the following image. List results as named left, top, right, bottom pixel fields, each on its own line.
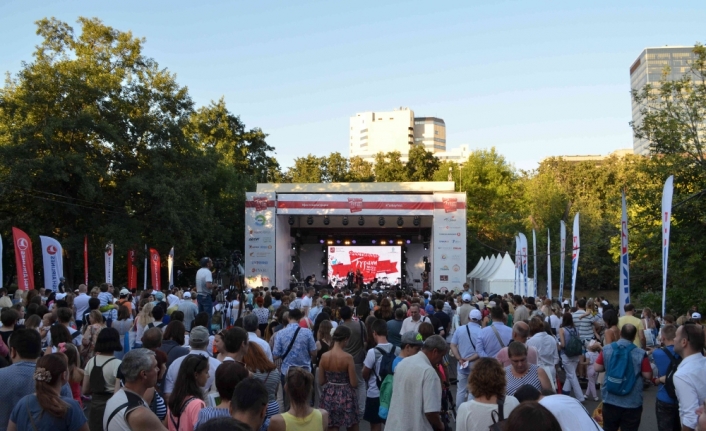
left=604, top=342, right=637, bottom=396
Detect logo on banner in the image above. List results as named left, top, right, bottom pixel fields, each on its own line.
left=440, top=275, right=448, bottom=281
left=443, top=198, right=457, bottom=213
left=253, top=196, right=268, bottom=211
left=441, top=254, right=447, bottom=260
left=17, top=238, right=29, bottom=250
left=106, top=247, right=112, bottom=256
left=255, top=215, right=267, bottom=226
left=440, top=265, right=449, bottom=271
left=152, top=254, right=158, bottom=261
left=443, top=216, right=457, bottom=222
left=348, top=198, right=363, bottom=213
left=452, top=264, right=460, bottom=272
left=248, top=238, right=260, bottom=242
left=46, top=245, right=58, bottom=255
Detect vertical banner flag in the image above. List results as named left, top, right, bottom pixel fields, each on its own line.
left=662, top=176, right=674, bottom=319
left=619, top=190, right=630, bottom=316
left=39, top=236, right=63, bottom=291
left=12, top=227, right=35, bottom=290
left=0, top=233, right=3, bottom=288
left=143, top=244, right=148, bottom=290
left=547, top=229, right=552, bottom=299
left=149, top=248, right=161, bottom=290
left=514, top=236, right=520, bottom=295
left=532, top=229, right=538, bottom=298
left=570, top=213, right=580, bottom=306
left=127, top=249, right=138, bottom=289
left=519, top=233, right=528, bottom=297
left=559, top=221, right=566, bottom=301
left=83, top=235, right=88, bottom=285
left=167, top=247, right=175, bottom=288
left=105, top=242, right=114, bottom=284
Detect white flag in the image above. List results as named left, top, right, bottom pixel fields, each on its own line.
left=559, top=220, right=566, bottom=301
left=662, top=176, right=674, bottom=318
left=570, top=213, right=580, bottom=306
left=40, top=236, right=63, bottom=291
left=619, top=190, right=630, bottom=316
left=515, top=236, right=520, bottom=295
left=519, top=233, right=528, bottom=297
left=547, top=229, right=552, bottom=299
left=0, top=233, right=3, bottom=288
left=168, top=247, right=175, bottom=288
left=532, top=229, right=538, bottom=298
left=105, top=242, right=114, bottom=284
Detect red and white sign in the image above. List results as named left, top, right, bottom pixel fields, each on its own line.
left=149, top=248, right=161, bottom=290
left=105, top=242, right=114, bottom=284
left=327, top=246, right=401, bottom=283
left=275, top=194, right=463, bottom=215
left=127, top=249, right=138, bottom=289
left=13, top=227, right=35, bottom=290
left=432, top=193, right=466, bottom=291
left=40, top=235, right=63, bottom=291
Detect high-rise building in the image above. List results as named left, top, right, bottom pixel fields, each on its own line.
left=349, top=107, right=446, bottom=162
left=630, top=46, right=697, bottom=155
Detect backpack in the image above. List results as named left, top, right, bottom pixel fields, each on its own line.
left=378, top=373, right=394, bottom=419
left=661, top=347, right=682, bottom=400
left=604, top=342, right=638, bottom=396
left=373, top=346, right=398, bottom=388
left=563, top=327, right=583, bottom=357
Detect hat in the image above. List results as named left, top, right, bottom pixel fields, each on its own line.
left=401, top=331, right=424, bottom=346
left=154, top=291, right=165, bottom=302
left=190, top=326, right=210, bottom=344
left=693, top=312, right=702, bottom=319
left=55, top=293, right=67, bottom=300
left=601, top=300, right=609, bottom=306
left=462, top=293, right=472, bottom=303
left=183, top=291, right=192, bottom=299
left=424, top=291, right=431, bottom=297
left=120, top=288, right=130, bottom=296
left=469, top=309, right=483, bottom=321
left=488, top=301, right=496, bottom=308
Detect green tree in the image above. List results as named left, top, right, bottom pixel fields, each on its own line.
left=286, top=154, right=326, bottom=183
left=406, top=145, right=440, bottom=181
left=373, top=151, right=407, bottom=182
left=323, top=152, right=350, bottom=182
left=349, top=156, right=375, bottom=182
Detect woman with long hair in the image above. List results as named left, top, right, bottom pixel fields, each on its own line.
left=243, top=342, right=281, bottom=428
left=160, top=320, right=190, bottom=371
left=7, top=353, right=88, bottom=431
left=317, top=326, right=358, bottom=431
left=558, top=312, right=584, bottom=402
left=269, top=367, right=329, bottom=431
left=81, top=310, right=106, bottom=362
left=82, top=327, right=123, bottom=431
left=364, top=315, right=377, bottom=349
left=373, top=298, right=393, bottom=321
left=641, top=307, right=658, bottom=347
left=602, top=309, right=620, bottom=345
left=167, top=354, right=209, bottom=431
left=58, top=343, right=84, bottom=407
left=135, top=302, right=155, bottom=349
left=47, top=324, right=72, bottom=354
left=194, top=362, right=250, bottom=429
left=112, top=305, right=134, bottom=360
left=312, top=312, right=331, bottom=342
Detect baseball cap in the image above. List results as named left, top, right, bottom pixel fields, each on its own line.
left=400, top=331, right=423, bottom=346
left=488, top=301, right=496, bottom=308
left=693, top=312, right=702, bottom=319
left=469, top=309, right=483, bottom=321
left=55, top=293, right=67, bottom=300
left=183, top=291, right=192, bottom=299
left=120, top=288, right=130, bottom=296
left=190, top=326, right=210, bottom=344
left=462, top=293, right=472, bottom=303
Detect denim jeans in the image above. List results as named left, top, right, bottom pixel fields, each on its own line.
left=602, top=402, right=642, bottom=431
left=655, top=399, right=680, bottom=431
left=456, top=370, right=471, bottom=406
left=197, top=293, right=213, bottom=333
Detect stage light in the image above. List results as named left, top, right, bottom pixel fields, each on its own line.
left=323, top=216, right=330, bottom=225
left=397, top=217, right=404, bottom=227
left=406, top=239, right=411, bottom=244
left=378, top=216, right=385, bottom=226
left=322, top=246, right=326, bottom=252
left=306, top=216, right=313, bottom=225
left=342, top=216, right=348, bottom=226
left=291, top=243, right=296, bottom=250
left=327, top=240, right=333, bottom=245
left=352, top=239, right=356, bottom=244
left=321, top=258, right=326, bottom=265
left=396, top=240, right=403, bottom=245
left=413, top=216, right=420, bottom=227
left=424, top=243, right=428, bottom=250
left=292, top=256, right=296, bottom=263
left=288, top=216, right=295, bottom=226
left=423, top=256, right=428, bottom=263
left=336, top=239, right=341, bottom=244
left=358, top=216, right=364, bottom=226
left=371, top=240, right=377, bottom=244
left=344, top=240, right=350, bottom=245
left=319, top=239, right=324, bottom=244
left=380, top=240, right=386, bottom=245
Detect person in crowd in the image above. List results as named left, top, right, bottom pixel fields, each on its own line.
left=477, top=306, right=513, bottom=358
left=618, top=304, right=646, bottom=349
left=47, top=324, right=73, bottom=354
left=513, top=385, right=602, bottom=431
left=583, top=340, right=602, bottom=401
left=526, top=315, right=559, bottom=390
left=7, top=353, right=88, bottom=431
left=177, top=292, right=198, bottom=331
left=362, top=319, right=399, bottom=431
left=194, top=361, right=249, bottom=429
left=159, top=321, right=190, bottom=371
left=603, top=309, right=620, bottom=345
left=672, top=323, right=706, bottom=431
left=268, top=367, right=329, bottom=431
left=83, top=309, right=108, bottom=360
left=573, top=299, right=601, bottom=380
left=316, top=319, right=333, bottom=367
left=309, top=298, right=324, bottom=323
left=594, top=324, right=652, bottom=431
left=104, top=348, right=167, bottom=431
left=135, top=303, right=155, bottom=349
left=504, top=341, right=552, bottom=396
left=457, top=294, right=473, bottom=327
left=504, top=401, right=562, bottom=431
left=141, top=328, right=168, bottom=388
left=195, top=257, right=214, bottom=332
left=651, top=324, right=680, bottom=431
left=148, top=306, right=167, bottom=331
left=374, top=298, right=393, bottom=321
left=243, top=314, right=273, bottom=361
left=253, top=296, right=270, bottom=335
left=83, top=327, right=123, bottom=431
left=386, top=308, right=406, bottom=348
left=0, top=308, right=19, bottom=346
left=456, top=357, right=519, bottom=431
left=189, top=313, right=215, bottom=353
left=318, top=325, right=359, bottom=431
left=74, top=285, right=91, bottom=332
left=163, top=326, right=221, bottom=399
left=513, top=295, right=529, bottom=323
left=0, top=329, right=73, bottom=431
left=196, top=417, right=250, bottom=431
left=59, top=343, right=85, bottom=407
left=641, top=307, right=658, bottom=347
left=400, top=304, right=431, bottom=334
left=167, top=354, right=209, bottom=431
left=336, top=306, right=366, bottom=419
left=558, top=312, right=584, bottom=401
left=386, top=335, right=448, bottom=431
left=495, top=321, right=539, bottom=367
left=50, top=307, right=83, bottom=347
left=230, top=378, right=270, bottom=431
left=243, top=342, right=281, bottom=427
left=113, top=305, right=134, bottom=360
left=450, top=308, right=482, bottom=405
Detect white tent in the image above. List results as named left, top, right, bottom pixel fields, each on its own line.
left=471, top=253, right=535, bottom=296
left=467, top=257, right=485, bottom=279
left=471, top=255, right=496, bottom=292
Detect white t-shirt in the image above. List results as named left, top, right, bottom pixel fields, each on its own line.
left=195, top=268, right=213, bottom=295
left=386, top=351, right=441, bottom=431
left=301, top=296, right=312, bottom=308
left=456, top=397, right=520, bottom=431
left=539, top=395, right=603, bottom=431
left=74, top=294, right=90, bottom=321
left=363, top=343, right=400, bottom=398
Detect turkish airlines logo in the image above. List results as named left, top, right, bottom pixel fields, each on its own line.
left=17, top=238, right=29, bottom=251
left=106, top=248, right=112, bottom=256
left=152, top=254, right=158, bottom=261
left=46, top=245, right=58, bottom=255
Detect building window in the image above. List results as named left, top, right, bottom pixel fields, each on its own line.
left=435, top=130, right=439, bottom=135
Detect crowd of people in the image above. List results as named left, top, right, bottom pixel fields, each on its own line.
left=1, top=269, right=706, bottom=431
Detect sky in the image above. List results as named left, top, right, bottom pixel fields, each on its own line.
left=1, top=1, right=705, bottom=171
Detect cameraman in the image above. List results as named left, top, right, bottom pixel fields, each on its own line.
left=196, top=257, right=214, bottom=333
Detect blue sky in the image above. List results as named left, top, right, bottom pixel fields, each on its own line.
left=1, top=1, right=704, bottom=171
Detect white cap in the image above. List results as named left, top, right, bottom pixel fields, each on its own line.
left=55, top=293, right=67, bottom=300
left=183, top=292, right=192, bottom=299
left=601, top=300, right=609, bottom=305
left=693, top=312, right=702, bottom=319
left=469, top=309, right=482, bottom=321
left=462, top=293, right=472, bottom=303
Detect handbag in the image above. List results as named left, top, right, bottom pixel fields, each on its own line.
left=488, top=396, right=506, bottom=431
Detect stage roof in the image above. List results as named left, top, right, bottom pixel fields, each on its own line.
left=256, top=181, right=455, bottom=194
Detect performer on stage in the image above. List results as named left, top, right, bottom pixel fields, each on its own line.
left=355, top=269, right=363, bottom=289
left=347, top=270, right=354, bottom=289
left=421, top=270, right=429, bottom=292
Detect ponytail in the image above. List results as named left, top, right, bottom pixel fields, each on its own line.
left=34, top=353, right=69, bottom=418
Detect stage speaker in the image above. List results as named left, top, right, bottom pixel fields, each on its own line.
left=342, top=216, right=349, bottom=226
left=288, top=216, right=295, bottom=225
left=397, top=217, right=404, bottom=226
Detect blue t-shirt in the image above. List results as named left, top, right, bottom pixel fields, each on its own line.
left=10, top=394, right=86, bottom=431
left=653, top=345, right=679, bottom=404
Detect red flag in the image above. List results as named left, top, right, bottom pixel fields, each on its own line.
left=12, top=227, right=35, bottom=290
left=127, top=249, right=138, bottom=289
left=84, top=235, right=88, bottom=285
left=149, top=248, right=161, bottom=290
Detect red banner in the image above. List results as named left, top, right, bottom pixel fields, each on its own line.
left=84, top=235, right=88, bottom=285
left=12, top=227, right=35, bottom=290
left=149, top=248, right=161, bottom=290
left=127, top=249, right=138, bottom=289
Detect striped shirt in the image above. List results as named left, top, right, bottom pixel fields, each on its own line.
left=194, top=407, right=230, bottom=430
left=505, top=364, right=542, bottom=396
left=572, top=311, right=597, bottom=341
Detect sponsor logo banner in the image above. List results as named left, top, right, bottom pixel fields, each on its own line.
left=245, top=192, right=276, bottom=288
left=40, top=236, right=63, bottom=291
left=432, top=193, right=466, bottom=291
left=13, top=227, right=35, bottom=290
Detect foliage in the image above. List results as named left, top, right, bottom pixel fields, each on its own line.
left=373, top=151, right=407, bottom=182
left=406, top=145, right=440, bottom=181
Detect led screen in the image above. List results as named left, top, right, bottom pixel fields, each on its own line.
left=327, top=246, right=401, bottom=284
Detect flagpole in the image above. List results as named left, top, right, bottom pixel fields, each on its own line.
left=547, top=229, right=551, bottom=299
left=662, top=176, right=674, bottom=319
left=143, top=244, right=148, bottom=290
